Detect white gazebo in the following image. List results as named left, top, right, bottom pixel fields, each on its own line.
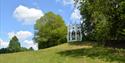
left=67, top=24, right=82, bottom=42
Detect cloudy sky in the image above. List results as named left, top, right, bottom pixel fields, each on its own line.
left=0, top=0, right=81, bottom=50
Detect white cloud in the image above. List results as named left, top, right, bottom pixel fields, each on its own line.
left=70, top=9, right=81, bottom=21
left=13, top=5, right=44, bottom=25
left=56, top=0, right=74, bottom=6
left=56, top=0, right=60, bottom=2
left=58, top=9, right=63, bottom=12
left=63, top=0, right=74, bottom=5
left=8, top=31, right=33, bottom=40
left=0, top=38, right=9, bottom=48
left=23, top=40, right=38, bottom=50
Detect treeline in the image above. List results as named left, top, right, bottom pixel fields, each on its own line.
left=75, top=0, right=125, bottom=43
left=0, top=36, right=33, bottom=54
left=34, top=12, right=67, bottom=49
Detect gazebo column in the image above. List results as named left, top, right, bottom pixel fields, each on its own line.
left=67, top=27, right=69, bottom=42
left=80, top=31, right=82, bottom=41
left=67, top=32, right=69, bottom=42
left=70, top=31, right=72, bottom=41
left=75, top=31, right=77, bottom=41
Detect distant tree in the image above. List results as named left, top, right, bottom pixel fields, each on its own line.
left=20, top=47, right=29, bottom=51
left=8, top=36, right=21, bottom=52
left=34, top=12, right=66, bottom=49
left=29, top=47, right=34, bottom=51
left=0, top=48, right=10, bottom=54
left=0, top=36, right=34, bottom=54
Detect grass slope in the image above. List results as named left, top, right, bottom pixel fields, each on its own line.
left=0, top=43, right=124, bottom=63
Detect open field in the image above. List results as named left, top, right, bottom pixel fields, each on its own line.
left=0, top=42, right=125, bottom=63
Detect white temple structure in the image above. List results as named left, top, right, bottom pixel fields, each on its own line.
left=67, top=24, right=82, bottom=42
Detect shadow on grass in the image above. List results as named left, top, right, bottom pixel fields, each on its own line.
left=57, top=47, right=125, bottom=62
left=67, top=41, right=97, bottom=46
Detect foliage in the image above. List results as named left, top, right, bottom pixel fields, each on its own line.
left=0, top=47, right=33, bottom=54
left=0, top=36, right=32, bottom=54
left=0, top=48, right=12, bottom=53
left=20, top=47, right=32, bottom=51
left=34, top=12, right=67, bottom=49
left=8, top=36, right=21, bottom=52
left=75, top=0, right=125, bottom=42
left=29, top=47, right=34, bottom=51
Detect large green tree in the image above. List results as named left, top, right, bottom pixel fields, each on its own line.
left=8, top=36, right=21, bottom=52
left=75, top=0, right=125, bottom=41
left=34, top=12, right=66, bottom=49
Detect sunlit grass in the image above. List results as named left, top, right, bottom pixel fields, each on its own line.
left=0, top=43, right=124, bottom=63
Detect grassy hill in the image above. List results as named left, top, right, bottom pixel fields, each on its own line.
left=0, top=42, right=125, bottom=63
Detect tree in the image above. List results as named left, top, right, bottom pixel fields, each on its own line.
left=75, top=0, right=125, bottom=42
left=0, top=48, right=10, bottom=54
left=34, top=12, right=66, bottom=49
left=20, top=47, right=30, bottom=51
left=29, top=47, right=34, bottom=51
left=8, top=36, right=21, bottom=52
left=0, top=36, right=34, bottom=54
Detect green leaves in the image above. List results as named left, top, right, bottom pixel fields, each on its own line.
left=34, top=12, right=66, bottom=49
left=76, top=0, right=125, bottom=41
left=8, top=36, right=21, bottom=52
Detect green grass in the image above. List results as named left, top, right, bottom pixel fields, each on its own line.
left=0, top=42, right=125, bottom=63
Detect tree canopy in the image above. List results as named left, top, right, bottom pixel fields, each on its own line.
left=75, top=0, right=125, bottom=41
left=8, top=36, right=21, bottom=52
left=34, top=12, right=66, bottom=49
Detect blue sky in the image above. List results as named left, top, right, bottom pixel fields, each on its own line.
left=0, top=0, right=81, bottom=50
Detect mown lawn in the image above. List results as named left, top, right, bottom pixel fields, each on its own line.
left=0, top=42, right=125, bottom=63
